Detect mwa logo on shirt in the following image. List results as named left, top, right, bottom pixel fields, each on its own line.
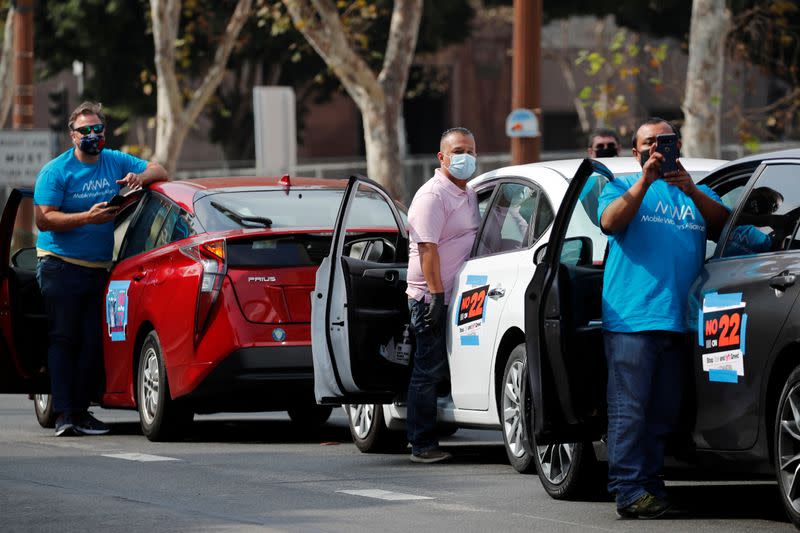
left=73, top=178, right=115, bottom=200
left=81, top=178, right=113, bottom=192
left=641, top=201, right=704, bottom=232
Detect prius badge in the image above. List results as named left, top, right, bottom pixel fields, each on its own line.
left=248, top=276, right=277, bottom=283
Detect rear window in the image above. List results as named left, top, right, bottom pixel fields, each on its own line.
left=194, top=189, right=403, bottom=231
left=227, top=234, right=333, bottom=267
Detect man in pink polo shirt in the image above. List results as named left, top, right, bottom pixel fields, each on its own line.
left=405, top=127, right=480, bottom=463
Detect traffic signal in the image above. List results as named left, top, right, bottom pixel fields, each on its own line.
left=47, top=88, right=68, bottom=132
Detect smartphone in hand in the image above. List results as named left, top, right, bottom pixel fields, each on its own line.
left=655, top=133, right=678, bottom=176
left=107, top=187, right=145, bottom=208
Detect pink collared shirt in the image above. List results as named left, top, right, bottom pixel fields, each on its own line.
left=406, top=169, right=480, bottom=304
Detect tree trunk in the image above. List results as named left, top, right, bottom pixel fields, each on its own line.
left=282, top=0, right=421, bottom=200
left=682, top=0, right=730, bottom=158
left=363, top=101, right=405, bottom=201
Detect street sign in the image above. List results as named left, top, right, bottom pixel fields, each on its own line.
left=0, top=130, right=53, bottom=185
left=505, top=108, right=540, bottom=138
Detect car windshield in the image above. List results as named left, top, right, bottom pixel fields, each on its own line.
left=194, top=189, right=406, bottom=232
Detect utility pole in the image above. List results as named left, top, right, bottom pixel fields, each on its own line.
left=511, top=0, right=542, bottom=164
left=12, top=0, right=35, bottom=249
left=12, top=0, right=34, bottom=129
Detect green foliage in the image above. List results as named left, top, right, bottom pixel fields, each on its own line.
left=35, top=0, right=155, bottom=141
left=574, top=29, right=667, bottom=129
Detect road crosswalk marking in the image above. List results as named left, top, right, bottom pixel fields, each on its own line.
left=337, top=489, right=433, bottom=501
left=101, top=452, right=179, bottom=462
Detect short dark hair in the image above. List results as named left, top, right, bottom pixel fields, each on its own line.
left=631, top=117, right=679, bottom=148
left=588, top=128, right=620, bottom=148
left=68, top=101, right=106, bottom=131
left=441, top=127, right=473, bottom=142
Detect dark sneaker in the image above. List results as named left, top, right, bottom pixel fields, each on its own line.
left=616, top=493, right=671, bottom=519
left=75, top=411, right=111, bottom=435
left=410, top=449, right=452, bottom=464
left=54, top=414, right=79, bottom=437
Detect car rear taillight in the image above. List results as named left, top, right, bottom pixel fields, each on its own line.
left=181, top=238, right=227, bottom=337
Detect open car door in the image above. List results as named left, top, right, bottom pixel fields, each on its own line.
left=525, top=159, right=614, bottom=444
left=0, top=188, right=49, bottom=393
left=312, top=176, right=411, bottom=405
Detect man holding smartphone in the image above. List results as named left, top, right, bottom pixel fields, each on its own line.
left=34, top=101, right=168, bottom=437
left=597, top=117, right=729, bottom=518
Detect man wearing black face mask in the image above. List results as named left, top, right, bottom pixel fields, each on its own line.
left=588, top=128, right=621, bottom=158
left=33, top=101, right=168, bottom=437
left=596, top=117, right=729, bottom=519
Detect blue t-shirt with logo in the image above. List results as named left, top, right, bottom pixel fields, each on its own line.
left=34, top=149, right=148, bottom=262
left=598, top=173, right=723, bottom=333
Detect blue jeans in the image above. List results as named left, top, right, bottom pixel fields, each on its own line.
left=406, top=298, right=449, bottom=454
left=36, top=256, right=108, bottom=415
left=604, top=330, right=686, bottom=508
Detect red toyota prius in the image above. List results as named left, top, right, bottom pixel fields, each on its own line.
left=0, top=175, right=403, bottom=441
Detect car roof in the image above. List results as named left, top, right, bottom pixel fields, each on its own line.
left=471, top=156, right=727, bottom=186
left=707, top=148, right=800, bottom=174
left=151, top=176, right=348, bottom=214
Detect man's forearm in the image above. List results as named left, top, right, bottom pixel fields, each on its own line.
left=601, top=177, right=649, bottom=234
left=418, top=243, right=444, bottom=294
left=35, top=209, right=89, bottom=232
left=690, top=189, right=729, bottom=239
left=140, top=161, right=169, bottom=185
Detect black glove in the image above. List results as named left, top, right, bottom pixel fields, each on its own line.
left=424, top=293, right=446, bottom=329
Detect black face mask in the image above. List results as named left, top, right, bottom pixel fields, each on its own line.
left=638, top=148, right=650, bottom=167
left=594, top=147, right=617, bottom=158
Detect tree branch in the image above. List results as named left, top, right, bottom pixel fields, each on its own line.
left=184, top=0, right=253, bottom=126
left=379, top=0, right=422, bottom=105
left=283, top=0, right=381, bottom=108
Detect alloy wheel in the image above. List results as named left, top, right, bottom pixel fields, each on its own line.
left=140, top=347, right=160, bottom=425
left=502, top=359, right=527, bottom=458
left=34, top=394, right=50, bottom=413
left=537, top=442, right=575, bottom=485
left=778, top=382, right=800, bottom=512
left=348, top=404, right=375, bottom=439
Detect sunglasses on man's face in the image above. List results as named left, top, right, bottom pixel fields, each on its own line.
left=72, top=123, right=105, bottom=135
left=593, top=143, right=617, bottom=150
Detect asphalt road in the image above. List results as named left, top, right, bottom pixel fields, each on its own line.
left=0, top=394, right=793, bottom=532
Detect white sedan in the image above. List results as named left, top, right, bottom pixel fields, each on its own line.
left=311, top=156, right=725, bottom=480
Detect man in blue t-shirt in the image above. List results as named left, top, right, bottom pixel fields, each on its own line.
left=597, top=118, right=728, bottom=519
left=34, top=101, right=168, bottom=437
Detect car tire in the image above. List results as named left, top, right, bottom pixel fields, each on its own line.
left=500, top=344, right=536, bottom=473
left=137, top=331, right=193, bottom=442
left=344, top=403, right=408, bottom=453
left=774, top=365, right=800, bottom=527
left=34, top=393, right=57, bottom=428
left=532, top=435, right=601, bottom=500
left=288, top=405, right=333, bottom=426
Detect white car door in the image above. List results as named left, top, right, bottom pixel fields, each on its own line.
left=448, top=179, right=554, bottom=410
left=311, top=176, right=411, bottom=405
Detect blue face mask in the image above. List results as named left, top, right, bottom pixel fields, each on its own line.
left=448, top=153, right=476, bottom=181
